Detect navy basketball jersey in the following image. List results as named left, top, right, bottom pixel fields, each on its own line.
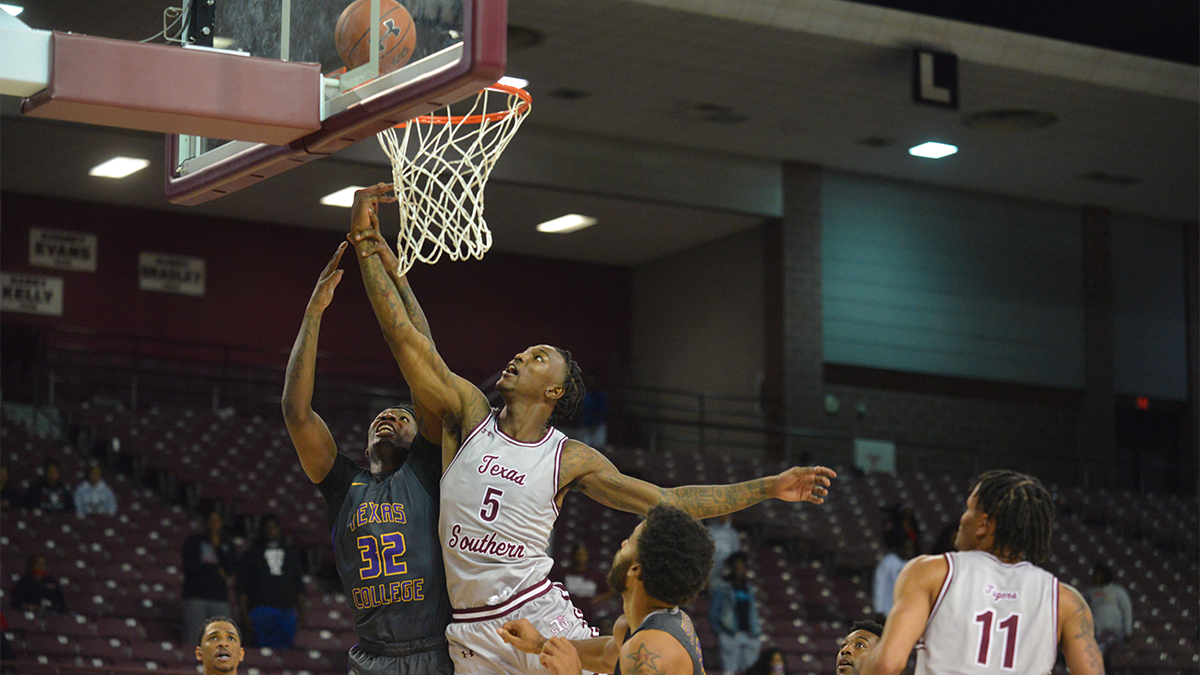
left=615, top=608, right=704, bottom=675
left=320, top=435, right=451, bottom=651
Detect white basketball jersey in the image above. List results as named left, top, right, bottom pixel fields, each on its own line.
left=916, top=551, right=1059, bottom=675
left=440, top=412, right=564, bottom=611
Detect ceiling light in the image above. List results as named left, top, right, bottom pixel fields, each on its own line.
left=908, top=142, right=958, bottom=159
left=88, top=157, right=149, bottom=178
left=536, top=214, right=596, bottom=234
left=319, top=186, right=366, bottom=207
left=498, top=76, right=528, bottom=89
left=0, top=4, right=23, bottom=16
left=212, top=37, right=235, bottom=49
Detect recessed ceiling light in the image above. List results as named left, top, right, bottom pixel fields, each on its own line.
left=909, top=142, right=958, bottom=159
left=212, top=37, right=235, bottom=49
left=498, top=76, right=528, bottom=89
left=319, top=186, right=366, bottom=208
left=0, top=4, right=23, bottom=16
left=536, top=214, right=596, bottom=234
left=88, top=157, right=149, bottom=178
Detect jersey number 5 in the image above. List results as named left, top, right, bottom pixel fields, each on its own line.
left=974, top=610, right=1020, bottom=669
left=480, top=486, right=504, bottom=522
left=356, top=533, right=407, bottom=580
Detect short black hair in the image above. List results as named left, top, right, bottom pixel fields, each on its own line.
left=637, top=504, right=714, bottom=606
left=971, top=470, right=1054, bottom=563
left=850, top=619, right=884, bottom=638
left=196, top=615, right=240, bottom=646
left=548, top=347, right=584, bottom=428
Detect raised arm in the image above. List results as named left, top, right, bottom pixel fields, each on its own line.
left=348, top=185, right=490, bottom=465
left=859, top=555, right=946, bottom=675
left=282, top=243, right=346, bottom=484
left=558, top=441, right=835, bottom=518
left=1059, top=582, right=1106, bottom=675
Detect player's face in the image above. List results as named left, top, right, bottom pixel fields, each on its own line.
left=607, top=521, right=644, bottom=594
left=836, top=629, right=879, bottom=675
left=497, top=345, right=566, bottom=399
left=195, top=621, right=243, bottom=674
left=954, top=486, right=988, bottom=551
left=369, top=408, right=417, bottom=445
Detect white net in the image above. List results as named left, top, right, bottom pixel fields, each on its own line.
left=376, top=85, right=531, bottom=276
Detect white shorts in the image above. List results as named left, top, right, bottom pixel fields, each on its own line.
left=446, top=579, right=599, bottom=675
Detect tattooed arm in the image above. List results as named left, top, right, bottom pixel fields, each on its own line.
left=619, top=629, right=694, bottom=675
left=858, top=555, right=946, bottom=675
left=348, top=193, right=444, bottom=442
left=282, top=243, right=347, bottom=484
left=1060, top=582, right=1106, bottom=675
left=349, top=185, right=490, bottom=468
left=558, top=440, right=835, bottom=518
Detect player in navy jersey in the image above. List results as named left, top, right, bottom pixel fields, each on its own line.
left=283, top=242, right=452, bottom=675
left=348, top=183, right=837, bottom=675
left=499, top=504, right=713, bottom=675
left=859, top=470, right=1105, bottom=675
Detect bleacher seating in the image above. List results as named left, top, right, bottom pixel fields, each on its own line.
left=2, top=402, right=1196, bottom=675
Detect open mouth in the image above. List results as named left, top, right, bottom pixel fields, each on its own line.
left=376, top=421, right=396, bottom=435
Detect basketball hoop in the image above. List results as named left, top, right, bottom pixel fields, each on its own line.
left=377, top=83, right=532, bottom=276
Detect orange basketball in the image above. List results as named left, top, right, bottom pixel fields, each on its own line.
left=334, top=0, right=417, bottom=74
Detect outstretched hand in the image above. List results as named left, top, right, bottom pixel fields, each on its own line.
left=307, top=242, right=346, bottom=312
left=773, top=465, right=837, bottom=504
left=351, top=228, right=401, bottom=276
left=498, top=618, right=546, bottom=655
left=349, top=182, right=396, bottom=236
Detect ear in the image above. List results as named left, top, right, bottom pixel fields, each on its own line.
left=545, top=383, right=565, bottom=402
left=629, top=561, right=642, bottom=580
left=195, top=646, right=202, bottom=662
left=978, top=514, right=996, bottom=539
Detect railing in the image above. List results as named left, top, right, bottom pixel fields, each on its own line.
left=28, top=327, right=414, bottom=420
left=608, top=384, right=1183, bottom=493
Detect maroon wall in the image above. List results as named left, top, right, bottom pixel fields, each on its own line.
left=0, top=193, right=631, bottom=385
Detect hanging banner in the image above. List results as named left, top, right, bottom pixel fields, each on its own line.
left=138, top=252, right=206, bottom=296
left=0, top=272, right=64, bottom=316
left=29, top=227, right=98, bottom=272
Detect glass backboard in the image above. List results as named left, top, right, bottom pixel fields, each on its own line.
left=165, top=0, right=506, bottom=205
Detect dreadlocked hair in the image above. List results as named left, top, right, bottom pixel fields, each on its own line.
left=637, top=504, right=715, bottom=606
left=547, top=347, right=584, bottom=428
left=971, top=469, right=1054, bottom=563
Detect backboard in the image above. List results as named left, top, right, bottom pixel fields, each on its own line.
left=165, top=0, right=507, bottom=205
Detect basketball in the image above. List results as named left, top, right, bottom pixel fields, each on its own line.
left=334, top=0, right=417, bottom=74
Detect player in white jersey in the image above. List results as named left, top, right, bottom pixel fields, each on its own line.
left=347, top=184, right=837, bottom=675
left=859, top=470, right=1105, bottom=675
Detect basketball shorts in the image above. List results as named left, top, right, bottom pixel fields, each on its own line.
left=446, top=579, right=599, bottom=675
left=348, top=634, right=453, bottom=675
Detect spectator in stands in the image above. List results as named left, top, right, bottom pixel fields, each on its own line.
left=873, top=528, right=912, bottom=618
left=195, top=616, right=244, bottom=675
left=73, top=463, right=117, bottom=517
left=550, top=542, right=616, bottom=627
left=884, top=504, right=921, bottom=555
left=836, top=620, right=883, bottom=675
left=10, top=554, right=67, bottom=615
left=928, top=523, right=957, bottom=556
left=707, top=513, right=742, bottom=586
left=709, top=552, right=762, bottom=675
left=1085, top=563, right=1133, bottom=663
left=28, top=459, right=70, bottom=511
left=745, top=647, right=788, bottom=675
left=237, top=514, right=307, bottom=650
left=182, top=510, right=239, bottom=644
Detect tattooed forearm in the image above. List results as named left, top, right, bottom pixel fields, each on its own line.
left=662, top=478, right=772, bottom=519
left=283, top=312, right=322, bottom=409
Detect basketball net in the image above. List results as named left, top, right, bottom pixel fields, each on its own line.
left=377, top=83, right=531, bottom=276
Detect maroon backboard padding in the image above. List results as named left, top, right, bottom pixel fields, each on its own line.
left=20, top=32, right=322, bottom=145
left=164, top=0, right=507, bottom=206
